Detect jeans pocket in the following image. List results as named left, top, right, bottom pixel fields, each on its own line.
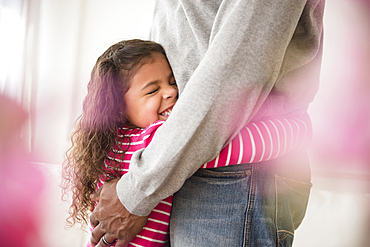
left=194, top=163, right=252, bottom=178
left=171, top=164, right=253, bottom=247
left=275, top=175, right=312, bottom=246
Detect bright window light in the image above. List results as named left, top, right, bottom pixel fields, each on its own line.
left=0, top=3, right=26, bottom=100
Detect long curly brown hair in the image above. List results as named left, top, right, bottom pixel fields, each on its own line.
left=61, top=39, right=167, bottom=227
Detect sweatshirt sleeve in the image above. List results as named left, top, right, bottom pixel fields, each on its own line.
left=117, top=0, right=324, bottom=216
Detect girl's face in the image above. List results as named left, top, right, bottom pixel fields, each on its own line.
left=124, top=53, right=178, bottom=128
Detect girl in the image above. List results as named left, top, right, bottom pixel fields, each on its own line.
left=62, top=39, right=309, bottom=247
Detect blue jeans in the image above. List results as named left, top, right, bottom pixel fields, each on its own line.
left=169, top=148, right=312, bottom=247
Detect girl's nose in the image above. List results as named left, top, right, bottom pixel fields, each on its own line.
left=163, top=85, right=178, bottom=99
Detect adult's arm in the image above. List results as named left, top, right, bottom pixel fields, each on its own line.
left=117, top=0, right=324, bottom=216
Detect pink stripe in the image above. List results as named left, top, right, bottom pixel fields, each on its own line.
left=246, top=127, right=256, bottom=163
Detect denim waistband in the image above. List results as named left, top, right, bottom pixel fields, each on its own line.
left=198, top=163, right=252, bottom=172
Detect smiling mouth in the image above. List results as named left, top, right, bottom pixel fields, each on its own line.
left=159, top=105, right=174, bottom=117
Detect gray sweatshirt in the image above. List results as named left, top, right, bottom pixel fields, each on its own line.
left=117, top=0, right=325, bottom=216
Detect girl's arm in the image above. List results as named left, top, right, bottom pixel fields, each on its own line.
left=202, top=117, right=311, bottom=168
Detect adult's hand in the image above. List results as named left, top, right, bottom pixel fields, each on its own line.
left=89, top=178, right=148, bottom=247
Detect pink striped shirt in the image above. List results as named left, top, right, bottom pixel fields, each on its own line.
left=92, top=117, right=310, bottom=246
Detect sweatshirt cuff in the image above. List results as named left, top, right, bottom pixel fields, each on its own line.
left=116, top=170, right=158, bottom=217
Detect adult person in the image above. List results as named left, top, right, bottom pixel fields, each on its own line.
left=90, top=1, right=325, bottom=246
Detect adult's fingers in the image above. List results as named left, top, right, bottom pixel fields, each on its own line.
left=89, top=186, right=102, bottom=223
left=89, top=223, right=106, bottom=246
left=95, top=233, right=118, bottom=247
left=90, top=185, right=102, bottom=202
left=90, top=209, right=99, bottom=228
left=89, top=178, right=147, bottom=247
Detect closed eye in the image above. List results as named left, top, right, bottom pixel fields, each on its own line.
left=147, top=88, right=159, bottom=95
